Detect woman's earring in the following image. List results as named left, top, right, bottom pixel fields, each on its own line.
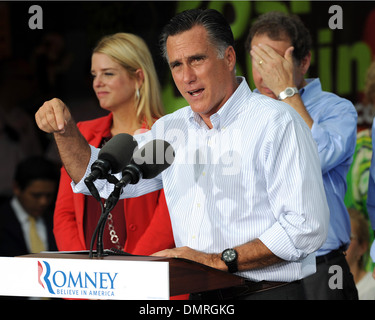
left=135, top=86, right=140, bottom=100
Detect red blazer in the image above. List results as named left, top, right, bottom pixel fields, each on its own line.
left=53, top=113, right=175, bottom=255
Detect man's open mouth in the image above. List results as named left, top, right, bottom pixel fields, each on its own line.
left=188, top=88, right=204, bottom=96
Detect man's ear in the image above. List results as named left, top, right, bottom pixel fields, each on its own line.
left=13, top=182, right=21, bottom=197
left=225, top=46, right=236, bottom=71
left=300, top=52, right=311, bottom=76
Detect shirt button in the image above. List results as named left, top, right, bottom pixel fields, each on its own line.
left=129, top=224, right=137, bottom=231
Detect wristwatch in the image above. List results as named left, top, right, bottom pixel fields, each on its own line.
left=221, top=248, right=238, bottom=273
left=278, top=87, right=298, bottom=100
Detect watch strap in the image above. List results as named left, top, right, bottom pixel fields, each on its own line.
left=221, top=248, right=238, bottom=273
left=226, top=260, right=238, bottom=273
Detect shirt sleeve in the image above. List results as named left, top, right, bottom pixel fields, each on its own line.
left=71, top=145, right=105, bottom=195
left=310, top=98, right=357, bottom=174
left=259, top=114, right=330, bottom=262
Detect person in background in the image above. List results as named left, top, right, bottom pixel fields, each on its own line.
left=345, top=62, right=375, bottom=231
left=0, top=156, right=59, bottom=257
left=365, top=62, right=375, bottom=229
left=245, top=11, right=358, bottom=300
left=365, top=61, right=375, bottom=284
left=0, top=59, right=43, bottom=204
left=346, top=208, right=375, bottom=299
left=345, top=61, right=375, bottom=281
left=53, top=33, right=176, bottom=257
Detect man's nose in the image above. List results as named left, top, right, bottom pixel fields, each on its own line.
left=182, top=65, right=196, bottom=84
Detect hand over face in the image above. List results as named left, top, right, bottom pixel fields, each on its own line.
left=250, top=43, right=296, bottom=99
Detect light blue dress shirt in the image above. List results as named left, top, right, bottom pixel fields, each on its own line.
left=301, top=79, right=357, bottom=256
left=73, top=77, right=329, bottom=282
left=256, top=78, right=357, bottom=256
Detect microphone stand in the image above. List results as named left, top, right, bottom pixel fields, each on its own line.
left=87, top=174, right=120, bottom=258
left=93, top=165, right=143, bottom=258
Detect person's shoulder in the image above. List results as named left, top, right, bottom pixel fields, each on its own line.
left=306, top=78, right=355, bottom=110
left=0, top=200, right=15, bottom=221
left=164, top=105, right=191, bottom=117
left=154, top=106, right=192, bottom=127
left=319, top=89, right=353, bottom=107
left=247, top=91, right=302, bottom=124
left=77, top=114, right=112, bottom=129
left=248, top=91, right=278, bottom=106
left=0, top=200, right=12, bottom=213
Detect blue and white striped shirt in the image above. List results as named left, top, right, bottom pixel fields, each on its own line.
left=73, top=77, right=329, bottom=282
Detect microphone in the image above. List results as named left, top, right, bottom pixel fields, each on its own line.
left=104, top=139, right=174, bottom=218
left=118, top=139, right=175, bottom=189
left=85, top=133, right=138, bottom=182
left=84, top=133, right=138, bottom=200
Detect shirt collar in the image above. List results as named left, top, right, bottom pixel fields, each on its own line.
left=188, top=76, right=251, bottom=130
left=11, top=196, right=31, bottom=225
left=299, top=78, right=321, bottom=100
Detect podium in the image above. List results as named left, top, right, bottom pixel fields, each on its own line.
left=0, top=252, right=246, bottom=300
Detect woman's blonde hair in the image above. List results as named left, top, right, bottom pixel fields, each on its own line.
left=93, top=33, right=164, bottom=128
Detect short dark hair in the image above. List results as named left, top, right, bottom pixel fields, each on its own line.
left=159, top=8, right=234, bottom=61
left=245, top=11, right=312, bottom=64
left=14, top=156, right=60, bottom=191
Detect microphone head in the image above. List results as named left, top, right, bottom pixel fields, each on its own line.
left=131, top=139, right=174, bottom=179
left=98, top=133, right=138, bottom=174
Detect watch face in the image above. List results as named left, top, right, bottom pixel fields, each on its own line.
left=285, top=87, right=294, bottom=96
left=223, top=249, right=237, bottom=262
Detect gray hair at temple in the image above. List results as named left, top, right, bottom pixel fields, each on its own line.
left=159, top=8, right=235, bottom=62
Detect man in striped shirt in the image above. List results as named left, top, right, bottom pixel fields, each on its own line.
left=35, top=9, right=329, bottom=299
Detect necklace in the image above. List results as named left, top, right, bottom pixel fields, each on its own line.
left=107, top=212, right=121, bottom=249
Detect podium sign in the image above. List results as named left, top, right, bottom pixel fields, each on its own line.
left=0, top=256, right=169, bottom=300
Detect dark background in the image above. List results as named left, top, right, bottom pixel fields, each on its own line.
left=1, top=1, right=375, bottom=200
left=2, top=1, right=375, bottom=121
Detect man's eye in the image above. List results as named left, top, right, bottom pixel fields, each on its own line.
left=191, top=56, right=205, bottom=65
left=171, top=62, right=181, bottom=69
